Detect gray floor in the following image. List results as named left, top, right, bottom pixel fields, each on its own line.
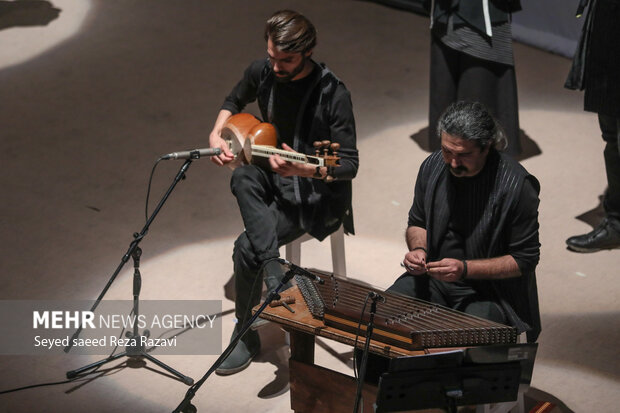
left=1, top=1, right=619, bottom=412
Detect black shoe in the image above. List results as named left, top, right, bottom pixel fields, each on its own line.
left=566, top=218, right=620, bottom=253
left=215, top=325, right=260, bottom=376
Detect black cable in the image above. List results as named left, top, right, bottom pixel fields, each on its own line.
left=3, top=159, right=182, bottom=397
left=0, top=378, right=81, bottom=395
left=145, top=157, right=165, bottom=223
left=351, top=294, right=371, bottom=380
left=0, top=358, right=122, bottom=395
left=0, top=309, right=133, bottom=396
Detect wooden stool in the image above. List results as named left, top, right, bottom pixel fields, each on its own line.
left=252, top=226, right=347, bottom=332
left=284, top=226, right=347, bottom=277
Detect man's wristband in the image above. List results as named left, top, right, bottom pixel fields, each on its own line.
left=461, top=260, right=468, bottom=280
left=411, top=247, right=427, bottom=254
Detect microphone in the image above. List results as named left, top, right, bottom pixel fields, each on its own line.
left=368, top=291, right=386, bottom=303
left=276, top=258, right=324, bottom=284
left=161, top=147, right=221, bottom=160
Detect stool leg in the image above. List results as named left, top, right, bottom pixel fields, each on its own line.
left=286, top=240, right=302, bottom=265
left=330, top=227, right=346, bottom=277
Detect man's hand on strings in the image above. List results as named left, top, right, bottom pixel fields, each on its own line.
left=269, top=143, right=314, bottom=177
left=208, top=132, right=235, bottom=166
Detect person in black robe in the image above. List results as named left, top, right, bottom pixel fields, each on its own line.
left=208, top=10, right=358, bottom=375
left=565, top=0, right=620, bottom=252
left=394, top=101, right=541, bottom=342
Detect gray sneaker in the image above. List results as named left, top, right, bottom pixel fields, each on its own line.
left=215, top=325, right=260, bottom=376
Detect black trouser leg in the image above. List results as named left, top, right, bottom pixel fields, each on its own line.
left=388, top=273, right=506, bottom=324
left=599, top=114, right=620, bottom=225
left=428, top=36, right=521, bottom=155
left=230, top=166, right=305, bottom=324
left=231, top=166, right=281, bottom=264
left=458, top=54, right=520, bottom=156
left=359, top=273, right=439, bottom=385
left=429, top=36, right=458, bottom=151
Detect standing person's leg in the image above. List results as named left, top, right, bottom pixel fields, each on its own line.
left=429, top=36, right=459, bottom=151
left=566, top=114, right=620, bottom=252
left=602, top=115, right=620, bottom=223
left=457, top=54, right=521, bottom=156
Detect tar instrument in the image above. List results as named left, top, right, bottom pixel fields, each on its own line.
left=295, top=270, right=518, bottom=350
left=220, top=113, right=340, bottom=180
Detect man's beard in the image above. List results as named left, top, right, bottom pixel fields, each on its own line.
left=274, top=56, right=308, bottom=82
left=449, top=165, right=468, bottom=176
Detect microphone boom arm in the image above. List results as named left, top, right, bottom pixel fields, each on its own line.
left=276, top=258, right=324, bottom=284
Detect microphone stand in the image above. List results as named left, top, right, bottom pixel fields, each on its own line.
left=172, top=264, right=309, bottom=413
left=65, top=159, right=195, bottom=385
left=353, top=293, right=381, bottom=413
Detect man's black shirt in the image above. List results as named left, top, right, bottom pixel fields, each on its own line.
left=272, top=64, right=318, bottom=147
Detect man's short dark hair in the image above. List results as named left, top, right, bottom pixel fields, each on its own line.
left=264, top=10, right=317, bottom=54
left=437, top=101, right=508, bottom=151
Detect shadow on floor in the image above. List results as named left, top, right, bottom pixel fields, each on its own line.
left=0, top=0, right=60, bottom=30
left=575, top=194, right=606, bottom=229
left=525, top=386, right=576, bottom=413
left=539, top=311, right=620, bottom=381
left=253, top=323, right=290, bottom=398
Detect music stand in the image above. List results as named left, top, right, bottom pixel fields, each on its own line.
left=375, top=343, right=537, bottom=413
